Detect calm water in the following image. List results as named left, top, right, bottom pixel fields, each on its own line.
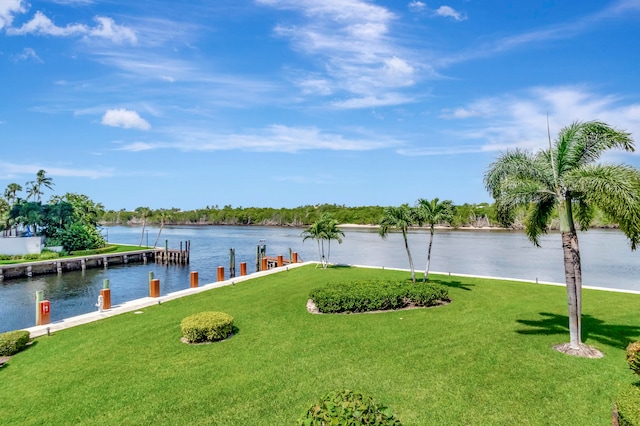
left=0, top=225, right=638, bottom=333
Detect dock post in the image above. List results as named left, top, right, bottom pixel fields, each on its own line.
left=0, top=268, right=3, bottom=281
left=229, top=248, right=236, bottom=278
left=150, top=278, right=160, bottom=298
left=217, top=266, right=225, bottom=282
left=261, top=257, right=268, bottom=271
left=292, top=252, right=298, bottom=263
left=35, top=290, right=44, bottom=325
left=240, top=262, right=247, bottom=276
left=27, top=265, right=33, bottom=277
left=103, top=257, right=108, bottom=268
left=190, top=271, right=199, bottom=288
left=277, top=255, right=283, bottom=267
left=81, top=258, right=86, bottom=271
left=56, top=262, right=62, bottom=274
left=37, top=300, right=51, bottom=326
left=101, top=279, right=111, bottom=310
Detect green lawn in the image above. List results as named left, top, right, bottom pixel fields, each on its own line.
left=1, top=265, right=639, bottom=425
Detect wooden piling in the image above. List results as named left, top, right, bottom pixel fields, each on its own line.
left=217, top=266, right=225, bottom=282
left=190, top=271, right=199, bottom=288
left=150, top=278, right=160, bottom=298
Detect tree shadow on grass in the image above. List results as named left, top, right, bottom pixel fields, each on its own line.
left=428, top=278, right=474, bottom=291
left=0, top=340, right=38, bottom=372
left=516, top=312, right=640, bottom=350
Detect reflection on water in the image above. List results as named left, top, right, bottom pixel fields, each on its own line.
left=1, top=225, right=638, bottom=333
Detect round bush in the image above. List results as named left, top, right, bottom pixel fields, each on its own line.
left=298, top=389, right=402, bottom=425
left=627, top=342, right=640, bottom=376
left=617, top=384, right=640, bottom=426
left=0, top=330, right=30, bottom=356
left=181, top=311, right=234, bottom=343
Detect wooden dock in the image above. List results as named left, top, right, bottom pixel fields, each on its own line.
left=0, top=241, right=192, bottom=280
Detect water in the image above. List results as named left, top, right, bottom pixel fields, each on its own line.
left=1, top=225, right=638, bottom=333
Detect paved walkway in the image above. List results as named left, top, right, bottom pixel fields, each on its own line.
left=25, top=262, right=640, bottom=338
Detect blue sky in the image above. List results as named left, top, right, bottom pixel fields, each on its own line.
left=1, top=0, right=640, bottom=211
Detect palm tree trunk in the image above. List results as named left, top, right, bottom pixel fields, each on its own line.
left=423, top=227, right=435, bottom=282
left=139, top=220, right=146, bottom=246
left=559, top=200, right=582, bottom=348
left=153, top=221, right=165, bottom=248
left=402, top=230, right=416, bottom=282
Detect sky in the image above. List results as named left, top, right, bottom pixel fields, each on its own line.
left=1, top=0, right=640, bottom=211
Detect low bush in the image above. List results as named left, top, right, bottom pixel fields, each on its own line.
left=0, top=330, right=30, bottom=357
left=297, top=389, right=402, bottom=425
left=617, top=385, right=640, bottom=426
left=181, top=311, right=234, bottom=343
left=309, top=280, right=449, bottom=313
left=70, top=245, right=119, bottom=256
left=627, top=342, right=640, bottom=376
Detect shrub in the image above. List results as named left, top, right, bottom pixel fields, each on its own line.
left=297, top=389, right=402, bottom=425
left=627, top=342, right=640, bottom=376
left=617, top=385, right=640, bottom=426
left=70, top=245, right=118, bottom=256
left=310, top=280, right=449, bottom=314
left=57, top=223, right=106, bottom=252
left=0, top=330, right=30, bottom=357
left=181, top=311, right=234, bottom=343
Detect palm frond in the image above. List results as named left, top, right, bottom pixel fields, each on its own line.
left=524, top=194, right=556, bottom=246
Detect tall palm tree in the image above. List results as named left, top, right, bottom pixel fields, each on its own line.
left=4, top=183, right=22, bottom=207
left=153, top=208, right=174, bottom=247
left=415, top=197, right=453, bottom=282
left=379, top=204, right=417, bottom=283
left=485, top=120, right=640, bottom=355
left=135, top=207, right=151, bottom=246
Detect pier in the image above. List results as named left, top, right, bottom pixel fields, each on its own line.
left=0, top=249, right=158, bottom=280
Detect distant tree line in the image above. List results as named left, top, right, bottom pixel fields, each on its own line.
left=100, top=202, right=619, bottom=229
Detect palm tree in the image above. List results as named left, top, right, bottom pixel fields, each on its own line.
left=135, top=207, right=151, bottom=246
left=415, top=197, right=453, bottom=282
left=379, top=204, right=417, bottom=283
left=301, top=216, right=329, bottom=268
left=320, top=213, right=345, bottom=267
left=485, top=120, right=640, bottom=356
left=4, top=183, right=22, bottom=207
left=153, top=208, right=174, bottom=247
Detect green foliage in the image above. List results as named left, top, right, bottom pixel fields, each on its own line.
left=70, top=245, right=118, bottom=256
left=181, top=311, right=234, bottom=343
left=57, top=222, right=106, bottom=252
left=627, top=342, right=640, bottom=376
left=0, top=330, right=30, bottom=357
left=297, top=390, right=402, bottom=425
left=617, top=385, right=640, bottom=426
left=309, top=280, right=449, bottom=314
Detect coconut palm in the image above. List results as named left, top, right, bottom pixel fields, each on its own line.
left=415, top=197, right=453, bottom=282
left=135, top=207, right=152, bottom=246
left=379, top=204, right=417, bottom=283
left=485, top=120, right=640, bottom=356
left=301, top=215, right=329, bottom=268
left=4, top=183, right=22, bottom=207
left=153, top=208, right=174, bottom=248
left=323, top=214, right=345, bottom=266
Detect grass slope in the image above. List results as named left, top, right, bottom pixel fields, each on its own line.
left=1, top=265, right=639, bottom=425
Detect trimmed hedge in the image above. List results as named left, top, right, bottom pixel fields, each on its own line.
left=181, top=311, right=234, bottom=343
left=0, top=330, right=30, bottom=357
left=627, top=342, right=640, bottom=376
left=309, top=280, right=449, bottom=313
left=298, top=389, right=402, bottom=425
left=70, top=245, right=118, bottom=256
left=617, top=385, right=640, bottom=426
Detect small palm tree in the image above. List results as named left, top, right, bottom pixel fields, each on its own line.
left=415, top=197, right=453, bottom=282
left=135, top=207, right=152, bottom=246
left=4, top=183, right=22, bottom=207
left=301, top=217, right=328, bottom=268
left=324, top=214, right=345, bottom=265
left=379, top=204, right=417, bottom=283
left=153, top=208, right=174, bottom=247
left=485, top=120, right=640, bottom=356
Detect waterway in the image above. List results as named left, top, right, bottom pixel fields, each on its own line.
left=1, top=225, right=638, bottom=333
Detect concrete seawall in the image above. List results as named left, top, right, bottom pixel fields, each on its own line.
left=0, top=249, right=156, bottom=280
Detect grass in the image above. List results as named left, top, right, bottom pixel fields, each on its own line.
left=1, top=265, right=639, bottom=425
left=0, top=244, right=151, bottom=265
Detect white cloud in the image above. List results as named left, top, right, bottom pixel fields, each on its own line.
left=408, top=1, right=426, bottom=13
left=12, top=47, right=42, bottom=63
left=116, top=124, right=399, bottom=153
left=0, top=0, right=24, bottom=31
left=440, top=86, right=640, bottom=154
left=0, top=161, right=113, bottom=179
left=260, top=0, right=421, bottom=108
left=435, top=6, right=466, bottom=21
left=331, top=93, right=413, bottom=109
left=101, top=109, right=151, bottom=130
left=6, top=11, right=136, bottom=44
